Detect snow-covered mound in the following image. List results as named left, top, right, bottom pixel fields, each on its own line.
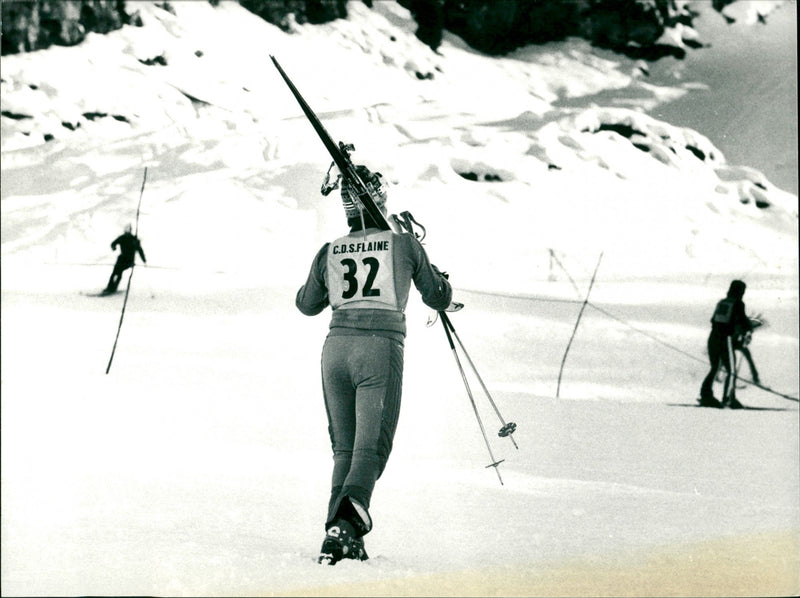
left=1, top=1, right=796, bottom=290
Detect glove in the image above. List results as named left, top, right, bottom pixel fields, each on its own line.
left=320, top=162, right=342, bottom=196
left=432, top=264, right=449, bottom=279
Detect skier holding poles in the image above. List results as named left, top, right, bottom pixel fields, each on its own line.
left=296, top=166, right=453, bottom=565
left=273, top=54, right=515, bottom=564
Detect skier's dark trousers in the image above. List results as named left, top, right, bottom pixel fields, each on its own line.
left=699, top=280, right=752, bottom=407
left=105, top=225, right=146, bottom=293
left=296, top=166, right=452, bottom=564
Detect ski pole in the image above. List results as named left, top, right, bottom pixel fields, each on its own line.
left=106, top=167, right=147, bottom=374
left=725, top=335, right=737, bottom=403
left=440, top=314, right=505, bottom=485
left=441, top=312, right=518, bottom=449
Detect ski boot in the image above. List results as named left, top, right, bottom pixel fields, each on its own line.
left=349, top=536, right=368, bottom=561
left=723, top=395, right=744, bottom=409
left=317, top=519, right=368, bottom=565
left=698, top=395, right=722, bottom=408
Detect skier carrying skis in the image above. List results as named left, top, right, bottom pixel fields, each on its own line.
left=699, top=279, right=753, bottom=408
left=296, top=165, right=453, bottom=565
left=104, top=224, right=146, bottom=293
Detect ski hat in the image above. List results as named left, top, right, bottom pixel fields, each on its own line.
left=124, top=223, right=132, bottom=234
left=727, top=279, right=746, bottom=299
left=341, top=165, right=388, bottom=219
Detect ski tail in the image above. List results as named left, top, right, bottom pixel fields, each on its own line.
left=270, top=55, right=391, bottom=231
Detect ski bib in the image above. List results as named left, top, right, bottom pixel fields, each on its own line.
left=326, top=230, right=398, bottom=310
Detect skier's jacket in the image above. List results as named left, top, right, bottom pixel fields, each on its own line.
left=112, top=232, right=146, bottom=266
left=296, top=227, right=452, bottom=340
left=710, top=295, right=751, bottom=337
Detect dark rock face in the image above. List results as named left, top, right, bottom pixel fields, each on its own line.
left=435, top=0, right=585, bottom=55
left=238, top=0, right=348, bottom=30
left=582, top=0, right=700, bottom=60
left=1, top=0, right=136, bottom=55
left=0, top=0, right=721, bottom=61
left=585, top=0, right=666, bottom=49
left=406, top=0, right=698, bottom=58
left=0, top=0, right=351, bottom=55
left=403, top=0, right=445, bottom=50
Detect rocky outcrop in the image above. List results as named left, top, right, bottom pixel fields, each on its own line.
left=417, top=0, right=584, bottom=54
left=238, top=0, right=348, bottom=31
left=0, top=0, right=738, bottom=60
left=1, top=0, right=139, bottom=55
left=402, top=0, right=701, bottom=58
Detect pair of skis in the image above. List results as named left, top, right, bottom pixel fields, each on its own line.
left=271, top=56, right=517, bottom=482
left=271, top=56, right=391, bottom=233
left=271, top=55, right=464, bottom=317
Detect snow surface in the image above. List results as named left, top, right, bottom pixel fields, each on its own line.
left=1, top=1, right=798, bottom=595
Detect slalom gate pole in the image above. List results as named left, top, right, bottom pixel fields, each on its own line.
left=133, top=167, right=147, bottom=237
left=440, top=314, right=505, bottom=485
left=548, top=248, right=582, bottom=297
left=105, top=167, right=148, bottom=375
left=748, top=381, right=799, bottom=402
left=556, top=251, right=603, bottom=398
left=441, top=312, right=518, bottom=449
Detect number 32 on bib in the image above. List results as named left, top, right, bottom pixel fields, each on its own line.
left=326, top=230, right=399, bottom=310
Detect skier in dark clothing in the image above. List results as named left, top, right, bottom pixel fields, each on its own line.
left=699, top=280, right=753, bottom=408
left=104, top=224, right=146, bottom=293
left=296, top=165, right=453, bottom=565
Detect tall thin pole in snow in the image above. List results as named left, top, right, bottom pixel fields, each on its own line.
left=556, top=252, right=603, bottom=398
left=106, top=167, right=147, bottom=375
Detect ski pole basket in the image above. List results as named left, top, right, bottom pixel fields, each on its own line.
left=498, top=422, right=517, bottom=438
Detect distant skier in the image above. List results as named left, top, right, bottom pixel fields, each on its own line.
left=104, top=224, right=146, bottom=293
left=699, top=280, right=753, bottom=408
left=296, top=165, right=453, bottom=565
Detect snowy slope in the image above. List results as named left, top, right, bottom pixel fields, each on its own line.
left=1, top=1, right=798, bottom=596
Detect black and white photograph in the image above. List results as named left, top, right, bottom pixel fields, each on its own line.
left=1, top=0, right=797, bottom=595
